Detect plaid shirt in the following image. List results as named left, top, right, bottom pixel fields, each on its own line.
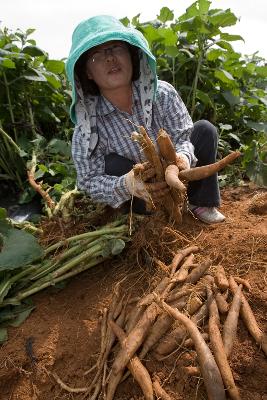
left=72, top=80, right=196, bottom=208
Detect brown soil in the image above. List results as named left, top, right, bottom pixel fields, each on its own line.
left=0, top=185, right=266, bottom=400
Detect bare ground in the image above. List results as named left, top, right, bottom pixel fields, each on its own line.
left=0, top=185, right=266, bottom=400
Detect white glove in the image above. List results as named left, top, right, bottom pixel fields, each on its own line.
left=125, top=168, right=169, bottom=203
left=125, top=170, right=151, bottom=202
left=176, top=153, right=190, bottom=170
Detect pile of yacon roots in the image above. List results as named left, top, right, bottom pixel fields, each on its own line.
left=78, top=245, right=267, bottom=400
left=45, top=128, right=261, bottom=398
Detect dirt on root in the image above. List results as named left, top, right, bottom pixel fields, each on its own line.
left=0, top=185, right=266, bottom=400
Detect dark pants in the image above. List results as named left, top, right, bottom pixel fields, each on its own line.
left=105, top=120, right=220, bottom=213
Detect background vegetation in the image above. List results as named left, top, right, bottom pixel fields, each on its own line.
left=0, top=0, right=266, bottom=209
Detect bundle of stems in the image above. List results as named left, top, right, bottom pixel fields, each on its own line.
left=0, top=218, right=129, bottom=308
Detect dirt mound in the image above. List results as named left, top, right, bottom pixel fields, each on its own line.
left=0, top=185, right=266, bottom=400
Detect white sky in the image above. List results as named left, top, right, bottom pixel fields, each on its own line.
left=1, top=0, right=267, bottom=60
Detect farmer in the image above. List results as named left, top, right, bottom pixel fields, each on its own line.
left=65, top=15, right=225, bottom=224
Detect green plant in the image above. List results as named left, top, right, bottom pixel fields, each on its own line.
left=0, top=27, right=72, bottom=189
left=122, top=0, right=267, bottom=185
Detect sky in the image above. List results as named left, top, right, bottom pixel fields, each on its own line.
left=1, top=0, right=267, bottom=60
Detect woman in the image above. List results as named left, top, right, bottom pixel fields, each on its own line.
left=65, top=15, right=225, bottom=224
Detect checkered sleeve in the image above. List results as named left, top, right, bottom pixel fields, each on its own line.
left=71, top=126, right=131, bottom=208
left=161, top=82, right=197, bottom=166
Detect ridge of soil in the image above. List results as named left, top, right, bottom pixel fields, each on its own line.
left=0, top=185, right=266, bottom=400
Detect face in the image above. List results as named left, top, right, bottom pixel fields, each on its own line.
left=85, top=41, right=133, bottom=94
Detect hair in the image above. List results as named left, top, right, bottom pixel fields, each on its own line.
left=74, top=43, right=140, bottom=96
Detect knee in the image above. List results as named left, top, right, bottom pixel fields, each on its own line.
left=194, top=120, right=218, bottom=142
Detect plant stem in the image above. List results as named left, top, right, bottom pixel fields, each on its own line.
left=4, top=256, right=107, bottom=305
left=43, top=225, right=128, bottom=255
left=190, top=51, right=203, bottom=118
left=172, top=57, right=176, bottom=88
left=190, top=37, right=204, bottom=119
left=22, top=243, right=103, bottom=294
left=26, top=97, right=37, bottom=138
left=3, top=71, right=18, bottom=142
left=31, top=236, right=102, bottom=281
left=0, top=127, right=22, bottom=154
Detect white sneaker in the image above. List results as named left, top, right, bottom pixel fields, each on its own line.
left=188, top=204, right=226, bottom=224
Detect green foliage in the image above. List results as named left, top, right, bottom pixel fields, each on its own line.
left=124, top=0, right=267, bottom=185
left=0, top=26, right=73, bottom=190
left=0, top=220, right=43, bottom=270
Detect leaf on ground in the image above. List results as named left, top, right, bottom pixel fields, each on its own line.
left=9, top=306, right=35, bottom=327
left=0, top=222, right=43, bottom=271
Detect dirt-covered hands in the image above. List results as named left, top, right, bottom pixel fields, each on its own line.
left=125, top=162, right=169, bottom=203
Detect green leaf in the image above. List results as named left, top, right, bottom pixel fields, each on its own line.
left=26, top=28, right=35, bottom=36
left=220, top=33, right=244, bottom=42
left=215, top=69, right=235, bottom=84
left=45, top=60, right=65, bottom=74
left=26, top=39, right=36, bottom=45
left=0, top=223, right=43, bottom=271
left=255, top=66, right=267, bottom=78
left=44, top=73, right=61, bottom=89
left=0, top=58, right=16, bottom=68
left=0, top=328, right=8, bottom=343
left=158, top=28, right=177, bottom=46
left=47, top=138, right=71, bottom=156
left=22, top=45, right=46, bottom=57
left=0, top=274, right=12, bottom=303
left=222, top=91, right=240, bottom=106
left=246, top=121, right=267, bottom=133
left=110, top=239, right=125, bottom=255
left=228, top=133, right=241, bottom=144
left=180, top=3, right=198, bottom=20
left=196, top=89, right=213, bottom=106
left=219, top=123, right=232, bottom=131
left=258, top=97, right=267, bottom=107
left=101, top=238, right=125, bottom=257
left=9, top=306, right=35, bottom=327
left=0, top=301, right=34, bottom=323
left=165, top=46, right=179, bottom=58
left=141, top=25, right=162, bottom=44
left=24, top=68, right=47, bottom=82
left=0, top=208, right=7, bottom=220
left=131, top=14, right=141, bottom=26
left=216, top=40, right=234, bottom=52
left=209, top=9, right=237, bottom=28
left=206, top=48, right=224, bottom=61
left=157, top=7, right=174, bottom=23
left=180, top=16, right=202, bottom=32
left=198, top=0, right=211, bottom=15
left=120, top=17, right=130, bottom=27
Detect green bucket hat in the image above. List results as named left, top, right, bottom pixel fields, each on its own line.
left=65, top=15, right=158, bottom=124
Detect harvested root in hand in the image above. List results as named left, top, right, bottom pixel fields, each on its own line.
left=179, top=151, right=241, bottom=182
left=165, top=164, right=186, bottom=193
